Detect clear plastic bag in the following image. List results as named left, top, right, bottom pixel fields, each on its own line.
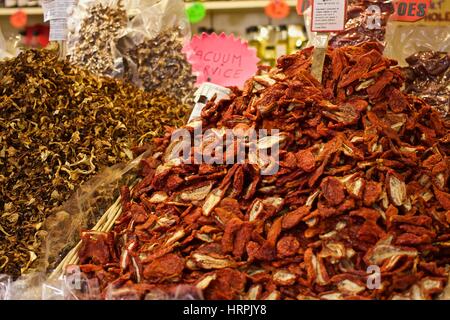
left=67, top=0, right=196, bottom=104
left=305, top=0, right=394, bottom=48
left=117, top=0, right=197, bottom=105
left=0, top=27, right=8, bottom=59
left=0, top=26, right=19, bottom=59
left=384, top=0, right=450, bottom=117
left=384, top=0, right=450, bottom=65
left=66, top=0, right=131, bottom=77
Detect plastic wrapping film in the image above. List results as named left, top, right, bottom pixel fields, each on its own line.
left=0, top=271, right=204, bottom=300
left=40, top=143, right=205, bottom=300
left=385, top=25, right=450, bottom=63
left=0, top=26, right=20, bottom=59
left=0, top=27, right=8, bottom=59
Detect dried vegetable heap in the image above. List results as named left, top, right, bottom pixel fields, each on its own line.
left=402, top=51, right=450, bottom=118
left=328, top=0, right=393, bottom=48
left=73, top=43, right=450, bottom=300
left=68, top=1, right=128, bottom=76
left=0, top=49, right=187, bottom=278
left=123, top=28, right=197, bottom=105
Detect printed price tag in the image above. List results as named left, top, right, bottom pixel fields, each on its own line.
left=311, top=0, right=348, bottom=32
left=42, top=0, right=75, bottom=21
left=184, top=33, right=259, bottom=87
left=41, top=0, right=54, bottom=22
left=53, top=0, right=75, bottom=19
left=49, top=19, right=68, bottom=41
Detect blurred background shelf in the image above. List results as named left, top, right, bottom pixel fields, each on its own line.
left=0, top=7, right=43, bottom=15
left=0, top=1, right=304, bottom=51
left=0, top=1, right=298, bottom=15
left=201, top=0, right=297, bottom=10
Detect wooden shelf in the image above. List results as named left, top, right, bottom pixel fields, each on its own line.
left=0, top=1, right=298, bottom=16
left=0, top=7, right=43, bottom=16
left=199, top=0, right=297, bottom=10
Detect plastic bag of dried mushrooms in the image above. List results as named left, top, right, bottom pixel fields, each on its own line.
left=67, top=0, right=197, bottom=105
left=67, top=0, right=131, bottom=77
left=117, top=0, right=197, bottom=106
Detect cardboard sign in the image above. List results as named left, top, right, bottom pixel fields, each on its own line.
left=265, top=0, right=291, bottom=19
left=311, top=0, right=348, bottom=32
left=390, top=0, right=431, bottom=22
left=297, top=0, right=311, bottom=15
left=184, top=33, right=259, bottom=88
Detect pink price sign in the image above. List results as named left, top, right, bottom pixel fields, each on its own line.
left=184, top=33, right=259, bottom=88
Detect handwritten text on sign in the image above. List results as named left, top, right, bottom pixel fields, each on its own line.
left=184, top=33, right=259, bottom=87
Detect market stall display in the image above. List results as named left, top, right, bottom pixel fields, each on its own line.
left=67, top=43, right=450, bottom=300
left=0, top=0, right=449, bottom=302
left=0, top=48, right=188, bottom=279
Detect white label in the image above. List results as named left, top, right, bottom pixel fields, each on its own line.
left=42, top=0, right=75, bottom=21
left=311, top=0, right=347, bottom=32
left=49, top=19, right=68, bottom=41
left=41, top=0, right=54, bottom=22
left=189, top=83, right=231, bottom=123
left=53, top=0, right=75, bottom=19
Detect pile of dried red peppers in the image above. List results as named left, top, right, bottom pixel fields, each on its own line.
left=72, top=43, right=450, bottom=300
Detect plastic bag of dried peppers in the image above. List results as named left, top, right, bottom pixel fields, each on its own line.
left=68, top=43, right=450, bottom=300
left=305, top=0, right=394, bottom=48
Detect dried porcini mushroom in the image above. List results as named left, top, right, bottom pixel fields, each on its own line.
left=72, top=42, right=450, bottom=300
left=0, top=49, right=187, bottom=278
